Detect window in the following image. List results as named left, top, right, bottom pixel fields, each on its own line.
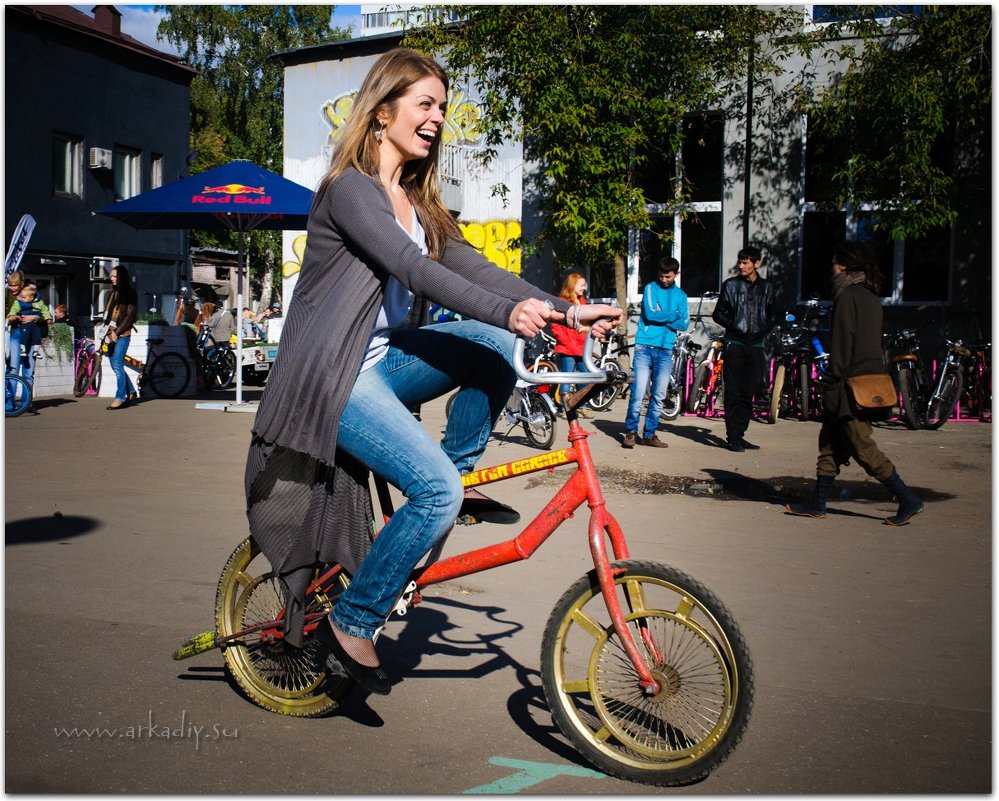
left=799, top=115, right=951, bottom=304
left=150, top=154, right=164, bottom=189
left=633, top=112, right=724, bottom=301
left=114, top=147, right=141, bottom=199
left=53, top=134, right=83, bottom=197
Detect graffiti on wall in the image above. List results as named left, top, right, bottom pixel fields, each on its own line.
left=321, top=86, right=483, bottom=148
left=277, top=86, right=517, bottom=281
left=459, top=220, right=522, bottom=274
left=282, top=221, right=521, bottom=280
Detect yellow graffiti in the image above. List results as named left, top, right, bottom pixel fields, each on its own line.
left=282, top=233, right=307, bottom=278
left=460, top=220, right=522, bottom=274
left=322, top=86, right=482, bottom=147
left=321, top=92, right=357, bottom=145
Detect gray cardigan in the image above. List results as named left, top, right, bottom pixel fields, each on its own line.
left=245, top=168, right=571, bottom=644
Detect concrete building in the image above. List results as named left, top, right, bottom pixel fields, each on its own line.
left=5, top=4, right=196, bottom=332
left=274, top=12, right=989, bottom=345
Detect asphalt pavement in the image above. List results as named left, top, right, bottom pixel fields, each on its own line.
left=4, top=386, right=992, bottom=793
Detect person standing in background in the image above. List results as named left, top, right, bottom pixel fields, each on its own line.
left=549, top=272, right=593, bottom=418
left=104, top=266, right=138, bottom=410
left=712, top=246, right=779, bottom=452
left=622, top=257, right=688, bottom=449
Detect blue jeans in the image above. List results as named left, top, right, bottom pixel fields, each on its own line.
left=109, top=335, right=135, bottom=402
left=329, top=319, right=516, bottom=638
left=625, top=344, right=672, bottom=439
left=7, top=327, right=38, bottom=383
left=557, top=354, right=584, bottom=411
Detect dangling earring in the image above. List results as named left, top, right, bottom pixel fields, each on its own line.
left=374, top=122, right=385, bottom=144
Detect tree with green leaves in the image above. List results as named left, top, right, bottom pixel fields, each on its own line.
left=800, top=5, right=992, bottom=240
left=156, top=6, right=350, bottom=301
left=408, top=5, right=807, bottom=311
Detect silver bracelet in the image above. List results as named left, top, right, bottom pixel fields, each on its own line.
left=572, top=304, right=582, bottom=332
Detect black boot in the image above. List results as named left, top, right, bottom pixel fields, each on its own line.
left=785, top=475, right=834, bottom=518
left=881, top=470, right=924, bottom=526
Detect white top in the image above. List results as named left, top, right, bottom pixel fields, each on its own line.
left=359, top=208, right=425, bottom=372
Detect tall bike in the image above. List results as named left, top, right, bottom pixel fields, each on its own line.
left=175, top=332, right=754, bottom=787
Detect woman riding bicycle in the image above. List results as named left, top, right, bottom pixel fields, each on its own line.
left=245, top=48, right=620, bottom=696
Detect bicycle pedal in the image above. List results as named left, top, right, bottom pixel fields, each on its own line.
left=172, top=630, right=218, bottom=661
left=455, top=514, right=482, bottom=526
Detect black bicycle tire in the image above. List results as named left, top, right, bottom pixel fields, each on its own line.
left=214, top=349, right=237, bottom=390
left=91, top=358, right=102, bottom=395
left=687, top=364, right=710, bottom=414
left=798, top=362, right=810, bottom=421
left=896, top=369, right=922, bottom=430
left=588, top=358, right=624, bottom=412
left=5, top=373, right=32, bottom=417
left=146, top=352, right=191, bottom=399
left=924, top=368, right=963, bottom=430
left=522, top=390, right=557, bottom=449
left=73, top=352, right=95, bottom=397
left=540, top=558, right=754, bottom=786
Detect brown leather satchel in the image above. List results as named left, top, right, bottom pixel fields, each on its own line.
left=845, top=373, right=896, bottom=409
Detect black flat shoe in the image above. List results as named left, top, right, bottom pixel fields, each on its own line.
left=313, top=618, right=391, bottom=696
left=106, top=401, right=128, bottom=410
left=459, top=493, right=521, bottom=525
left=741, top=439, right=760, bottom=450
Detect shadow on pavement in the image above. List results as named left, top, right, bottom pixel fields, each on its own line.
left=5, top=514, right=99, bottom=544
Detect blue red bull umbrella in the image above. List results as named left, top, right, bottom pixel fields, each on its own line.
left=96, top=160, right=314, bottom=405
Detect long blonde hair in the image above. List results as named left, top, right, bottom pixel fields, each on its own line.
left=316, top=47, right=459, bottom=260
left=559, top=272, right=587, bottom=304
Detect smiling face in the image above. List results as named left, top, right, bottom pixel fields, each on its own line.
left=378, top=75, right=447, bottom=165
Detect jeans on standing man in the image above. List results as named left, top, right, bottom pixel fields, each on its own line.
left=622, top=256, right=689, bottom=449
left=625, top=344, right=672, bottom=440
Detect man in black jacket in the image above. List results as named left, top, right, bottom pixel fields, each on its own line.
left=712, top=246, right=779, bottom=451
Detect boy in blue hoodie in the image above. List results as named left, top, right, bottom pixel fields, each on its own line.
left=623, top=257, right=689, bottom=448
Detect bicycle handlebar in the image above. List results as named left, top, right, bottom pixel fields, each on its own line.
left=513, top=328, right=622, bottom=385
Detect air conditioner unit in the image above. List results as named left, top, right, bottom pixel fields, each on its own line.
left=89, top=147, right=112, bottom=170
left=90, top=256, right=118, bottom=281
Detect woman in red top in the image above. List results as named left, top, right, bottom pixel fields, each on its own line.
left=549, top=272, right=593, bottom=417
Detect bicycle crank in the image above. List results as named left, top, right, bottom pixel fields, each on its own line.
left=172, top=630, right=218, bottom=660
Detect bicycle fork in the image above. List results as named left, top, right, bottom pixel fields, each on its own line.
left=572, top=426, right=662, bottom=695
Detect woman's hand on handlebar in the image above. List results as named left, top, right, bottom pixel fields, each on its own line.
left=508, top=300, right=623, bottom=339
left=579, top=304, right=623, bottom=339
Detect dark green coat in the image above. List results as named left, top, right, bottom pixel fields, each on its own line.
left=822, top=282, right=886, bottom=421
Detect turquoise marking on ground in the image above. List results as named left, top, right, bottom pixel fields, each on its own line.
left=463, top=756, right=604, bottom=794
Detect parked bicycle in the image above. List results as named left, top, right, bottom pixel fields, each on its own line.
left=72, top=336, right=102, bottom=397
left=767, top=296, right=830, bottom=424
left=660, top=332, right=700, bottom=420
left=586, top=331, right=632, bottom=412
left=195, top=323, right=237, bottom=391
left=119, top=334, right=191, bottom=399
left=884, top=327, right=956, bottom=430
left=687, top=337, right=724, bottom=416
left=921, top=338, right=970, bottom=429
left=174, top=331, right=754, bottom=787
left=446, top=378, right=560, bottom=450
left=961, top=340, right=991, bottom=422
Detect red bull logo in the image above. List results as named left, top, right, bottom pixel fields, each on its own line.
left=192, top=183, right=271, bottom=205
